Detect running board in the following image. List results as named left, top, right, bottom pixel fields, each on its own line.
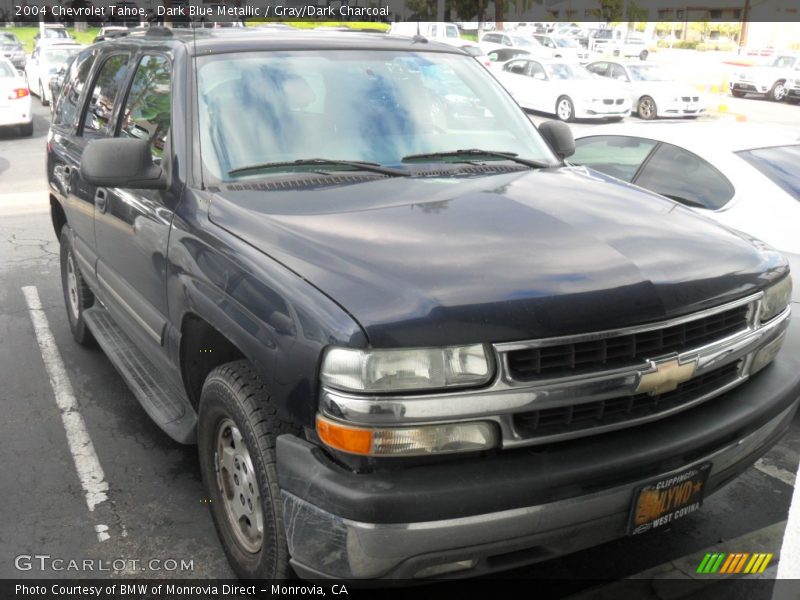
left=83, top=306, right=197, bottom=444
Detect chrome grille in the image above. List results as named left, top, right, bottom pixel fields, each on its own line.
left=513, top=361, right=741, bottom=439
left=507, top=304, right=749, bottom=380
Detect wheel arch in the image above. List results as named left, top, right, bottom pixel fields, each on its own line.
left=51, top=194, right=67, bottom=239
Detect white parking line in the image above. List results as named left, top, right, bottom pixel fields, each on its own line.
left=756, top=458, right=797, bottom=488
left=22, top=286, right=111, bottom=542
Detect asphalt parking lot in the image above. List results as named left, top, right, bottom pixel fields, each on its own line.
left=1, top=93, right=799, bottom=597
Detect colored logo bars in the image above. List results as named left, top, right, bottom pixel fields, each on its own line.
left=696, top=552, right=774, bottom=574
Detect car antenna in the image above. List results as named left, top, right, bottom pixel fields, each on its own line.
left=412, top=21, right=428, bottom=43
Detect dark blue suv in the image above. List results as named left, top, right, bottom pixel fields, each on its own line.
left=47, top=27, right=797, bottom=580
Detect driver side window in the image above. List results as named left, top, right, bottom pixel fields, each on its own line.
left=118, top=55, right=172, bottom=164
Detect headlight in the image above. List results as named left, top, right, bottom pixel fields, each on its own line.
left=321, top=344, right=492, bottom=393
left=316, top=414, right=499, bottom=456
left=760, top=276, right=792, bottom=322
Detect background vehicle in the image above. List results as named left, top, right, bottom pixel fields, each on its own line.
left=586, top=61, right=705, bottom=119
left=588, top=27, right=622, bottom=53
left=496, top=57, right=630, bottom=121
left=25, top=43, right=82, bottom=105
left=479, top=31, right=547, bottom=57
left=93, top=26, right=133, bottom=43
left=33, top=24, right=73, bottom=47
left=787, top=62, right=800, bottom=102
left=614, top=36, right=650, bottom=61
left=730, top=54, right=799, bottom=101
left=571, top=122, right=800, bottom=272
left=532, top=34, right=590, bottom=62
left=1, top=31, right=27, bottom=70
left=0, top=56, right=32, bottom=136
left=389, top=22, right=464, bottom=47
left=485, top=47, right=531, bottom=71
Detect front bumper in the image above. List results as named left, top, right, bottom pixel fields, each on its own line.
left=575, top=103, right=631, bottom=120
left=731, top=81, right=770, bottom=95
left=278, top=353, right=800, bottom=579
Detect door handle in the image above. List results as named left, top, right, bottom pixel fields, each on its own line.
left=95, top=188, right=108, bottom=214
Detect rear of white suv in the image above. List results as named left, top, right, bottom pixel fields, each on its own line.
left=0, top=57, right=32, bottom=136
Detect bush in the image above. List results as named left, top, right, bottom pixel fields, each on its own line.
left=655, top=39, right=698, bottom=49
left=696, top=41, right=736, bottom=52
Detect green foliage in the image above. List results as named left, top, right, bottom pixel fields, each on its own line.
left=5, top=26, right=99, bottom=52
left=696, top=41, right=736, bottom=52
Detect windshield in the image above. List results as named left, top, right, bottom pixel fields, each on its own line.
left=1, top=33, right=19, bottom=45
left=43, top=29, right=69, bottom=39
left=771, top=56, right=797, bottom=68
left=555, top=37, right=578, bottom=48
left=197, top=50, right=558, bottom=182
left=628, top=65, right=669, bottom=81
left=544, top=62, right=592, bottom=80
left=43, top=49, right=80, bottom=66
left=738, top=145, right=800, bottom=201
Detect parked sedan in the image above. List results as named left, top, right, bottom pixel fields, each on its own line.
left=570, top=123, right=800, bottom=276
left=25, top=43, right=82, bottom=106
left=496, top=58, right=630, bottom=121
left=586, top=61, right=706, bottom=119
left=0, top=32, right=27, bottom=71
left=478, top=32, right=548, bottom=57
left=532, top=34, right=590, bottom=62
left=0, top=57, right=33, bottom=136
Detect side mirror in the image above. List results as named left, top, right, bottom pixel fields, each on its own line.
left=539, top=120, right=575, bottom=159
left=81, top=138, right=167, bottom=190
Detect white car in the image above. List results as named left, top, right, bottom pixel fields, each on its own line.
left=730, top=54, right=800, bottom=101
left=570, top=122, right=800, bottom=289
left=612, top=37, right=651, bottom=61
left=786, top=61, right=800, bottom=102
left=478, top=32, right=548, bottom=58
left=388, top=22, right=465, bottom=48
left=495, top=57, right=631, bottom=122
left=532, top=34, right=590, bottom=62
left=24, top=43, right=82, bottom=106
left=586, top=61, right=706, bottom=119
left=0, top=57, right=33, bottom=136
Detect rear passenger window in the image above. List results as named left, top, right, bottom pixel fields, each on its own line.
left=82, top=54, right=130, bottom=138
left=634, top=143, right=735, bottom=209
left=118, top=55, right=171, bottom=162
left=54, top=48, right=95, bottom=129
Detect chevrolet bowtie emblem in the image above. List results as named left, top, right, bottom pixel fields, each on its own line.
left=636, top=357, right=698, bottom=395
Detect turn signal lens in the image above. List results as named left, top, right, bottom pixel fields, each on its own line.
left=316, top=414, right=498, bottom=457
left=10, top=88, right=29, bottom=100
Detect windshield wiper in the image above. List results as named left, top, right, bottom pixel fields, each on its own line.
left=228, top=159, right=409, bottom=178
left=402, top=149, right=554, bottom=169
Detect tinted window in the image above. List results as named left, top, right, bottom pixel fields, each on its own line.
left=571, top=135, right=657, bottom=182
left=610, top=64, right=628, bottom=80
left=82, top=54, right=130, bottom=138
left=635, top=143, right=735, bottom=209
left=529, top=61, right=546, bottom=79
left=119, top=55, right=171, bottom=162
left=738, top=145, right=800, bottom=201
left=586, top=62, right=609, bottom=76
left=54, top=48, right=95, bottom=129
left=483, top=34, right=500, bottom=43
left=504, top=60, right=529, bottom=75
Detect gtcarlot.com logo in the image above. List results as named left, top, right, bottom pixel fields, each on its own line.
left=696, top=552, right=774, bottom=574
left=14, top=554, right=194, bottom=573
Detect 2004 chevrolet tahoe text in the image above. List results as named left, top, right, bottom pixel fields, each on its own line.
left=46, top=28, right=798, bottom=580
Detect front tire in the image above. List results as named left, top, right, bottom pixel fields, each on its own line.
left=637, top=96, right=657, bottom=120
left=556, top=96, right=575, bottom=122
left=198, top=360, right=299, bottom=579
left=769, top=81, right=787, bottom=102
left=731, top=89, right=746, bottom=98
left=60, top=225, right=96, bottom=347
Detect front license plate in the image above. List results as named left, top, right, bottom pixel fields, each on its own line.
left=627, top=463, right=711, bottom=535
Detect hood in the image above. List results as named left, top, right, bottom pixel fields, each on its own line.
left=638, top=81, right=701, bottom=97
left=208, top=167, right=786, bottom=347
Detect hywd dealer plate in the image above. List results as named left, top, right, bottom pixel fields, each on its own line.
left=628, top=463, right=711, bottom=535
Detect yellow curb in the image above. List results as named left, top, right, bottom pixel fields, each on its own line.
left=717, top=104, right=729, bottom=113
left=710, top=85, right=720, bottom=93
left=736, top=114, right=747, bottom=122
